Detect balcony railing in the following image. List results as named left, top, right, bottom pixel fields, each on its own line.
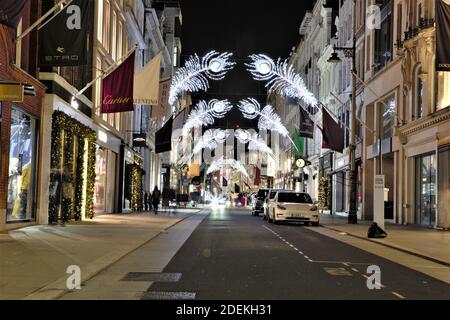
left=403, top=18, right=435, bottom=42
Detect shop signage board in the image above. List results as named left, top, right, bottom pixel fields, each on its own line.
left=374, top=175, right=385, bottom=230
left=0, top=83, right=24, bottom=102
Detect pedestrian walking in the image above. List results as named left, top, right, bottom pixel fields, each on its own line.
left=147, top=191, right=153, bottom=212
left=144, top=192, right=149, bottom=211
left=151, top=186, right=161, bottom=215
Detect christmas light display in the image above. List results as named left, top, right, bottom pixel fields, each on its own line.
left=193, top=129, right=229, bottom=155
left=169, top=51, right=236, bottom=106
left=182, top=99, right=233, bottom=135
left=247, top=54, right=318, bottom=108
left=238, top=98, right=298, bottom=152
left=207, top=157, right=250, bottom=178
left=235, top=129, right=274, bottom=157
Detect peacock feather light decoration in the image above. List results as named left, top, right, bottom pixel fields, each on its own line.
left=207, top=157, right=250, bottom=178
left=238, top=98, right=298, bottom=152
left=182, top=99, right=233, bottom=135
left=247, top=54, right=318, bottom=109
left=169, top=51, right=236, bottom=106
left=235, top=129, right=274, bottom=157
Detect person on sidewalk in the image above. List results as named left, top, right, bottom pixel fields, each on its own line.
left=144, top=192, right=149, bottom=211
left=151, top=186, right=161, bottom=215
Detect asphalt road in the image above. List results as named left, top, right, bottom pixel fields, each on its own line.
left=147, top=207, right=450, bottom=300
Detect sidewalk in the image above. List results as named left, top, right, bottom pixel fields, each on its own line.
left=0, top=209, right=203, bottom=300
left=319, top=214, right=450, bottom=266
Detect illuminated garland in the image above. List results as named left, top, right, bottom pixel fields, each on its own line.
left=318, top=176, right=331, bottom=210
left=169, top=51, right=235, bottom=106
left=49, top=111, right=97, bottom=222
left=131, top=157, right=144, bottom=212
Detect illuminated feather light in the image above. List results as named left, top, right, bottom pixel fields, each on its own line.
left=192, top=129, right=229, bottom=155
left=182, top=99, right=233, bottom=135
left=247, top=54, right=318, bottom=108
left=207, top=157, right=250, bottom=178
left=235, top=129, right=274, bottom=157
left=238, top=98, right=299, bottom=152
left=169, top=51, right=236, bottom=106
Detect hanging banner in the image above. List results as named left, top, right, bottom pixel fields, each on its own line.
left=436, top=0, right=450, bottom=71
left=155, top=117, right=173, bottom=154
left=321, top=108, right=344, bottom=153
left=0, top=0, right=28, bottom=29
left=133, top=53, right=161, bottom=105
left=153, top=79, right=171, bottom=119
left=101, top=52, right=135, bottom=114
left=299, top=107, right=314, bottom=139
left=39, top=0, right=92, bottom=67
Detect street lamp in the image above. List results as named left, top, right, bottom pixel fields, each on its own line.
left=327, top=37, right=358, bottom=225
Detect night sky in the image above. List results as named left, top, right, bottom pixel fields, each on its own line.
left=178, top=0, right=315, bottom=128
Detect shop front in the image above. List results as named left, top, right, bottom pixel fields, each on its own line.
left=47, top=111, right=97, bottom=223
left=119, top=146, right=144, bottom=213
left=415, top=152, right=437, bottom=227
left=6, top=107, right=39, bottom=223
left=0, top=86, right=45, bottom=232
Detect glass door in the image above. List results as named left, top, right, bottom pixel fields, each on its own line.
left=416, top=154, right=437, bottom=227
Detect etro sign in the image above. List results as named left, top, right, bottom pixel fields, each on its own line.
left=39, top=0, right=92, bottom=67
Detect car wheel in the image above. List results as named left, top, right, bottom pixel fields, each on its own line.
left=304, top=222, right=310, bottom=226
left=312, top=222, right=319, bottom=227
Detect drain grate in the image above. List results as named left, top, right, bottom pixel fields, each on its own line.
left=140, top=291, right=196, bottom=300
left=121, top=272, right=182, bottom=282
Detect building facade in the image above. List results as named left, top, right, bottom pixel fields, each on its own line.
left=0, top=0, right=46, bottom=231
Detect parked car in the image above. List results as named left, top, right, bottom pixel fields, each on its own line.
left=263, top=189, right=284, bottom=220
left=252, top=189, right=270, bottom=216
left=267, top=191, right=319, bottom=226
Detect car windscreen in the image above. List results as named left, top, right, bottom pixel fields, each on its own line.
left=278, top=193, right=313, bottom=204
left=256, top=190, right=269, bottom=199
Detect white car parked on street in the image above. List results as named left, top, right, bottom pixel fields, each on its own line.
left=267, top=191, right=319, bottom=226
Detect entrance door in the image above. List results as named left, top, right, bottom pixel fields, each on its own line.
left=415, top=153, right=437, bottom=227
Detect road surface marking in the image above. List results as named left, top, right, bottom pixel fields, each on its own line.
left=362, top=275, right=385, bottom=288
left=392, top=291, right=406, bottom=299
left=324, top=268, right=353, bottom=276
left=352, top=268, right=359, bottom=273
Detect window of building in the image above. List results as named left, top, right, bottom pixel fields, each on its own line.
left=97, top=0, right=103, bottom=42
left=7, top=108, right=38, bottom=222
left=112, top=11, right=117, bottom=61
left=103, top=0, right=111, bottom=52
left=436, top=71, right=450, bottom=111
left=379, top=94, right=396, bottom=139
left=374, top=0, right=393, bottom=72
left=173, top=46, right=178, bottom=67
left=417, top=76, right=424, bottom=119
left=118, top=21, right=123, bottom=59
left=415, top=153, right=437, bottom=227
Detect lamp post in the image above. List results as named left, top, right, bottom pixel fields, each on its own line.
left=327, top=35, right=358, bottom=225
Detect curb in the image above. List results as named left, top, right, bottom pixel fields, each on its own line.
left=22, top=210, right=208, bottom=300
left=321, top=225, right=450, bottom=267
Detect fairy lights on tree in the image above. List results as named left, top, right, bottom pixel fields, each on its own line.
left=169, top=51, right=236, bottom=106
left=182, top=99, right=233, bottom=135
left=246, top=54, right=318, bottom=108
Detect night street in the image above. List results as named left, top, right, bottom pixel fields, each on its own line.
left=1, top=0, right=450, bottom=308
left=146, top=208, right=450, bottom=300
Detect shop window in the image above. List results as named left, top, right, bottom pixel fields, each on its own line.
left=415, top=153, right=437, bottom=226
left=379, top=94, right=396, bottom=139
left=7, top=108, right=38, bottom=222
left=94, top=147, right=108, bottom=213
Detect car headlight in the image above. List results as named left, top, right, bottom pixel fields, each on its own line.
left=310, top=206, right=318, bottom=212
left=277, top=205, right=287, bottom=210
